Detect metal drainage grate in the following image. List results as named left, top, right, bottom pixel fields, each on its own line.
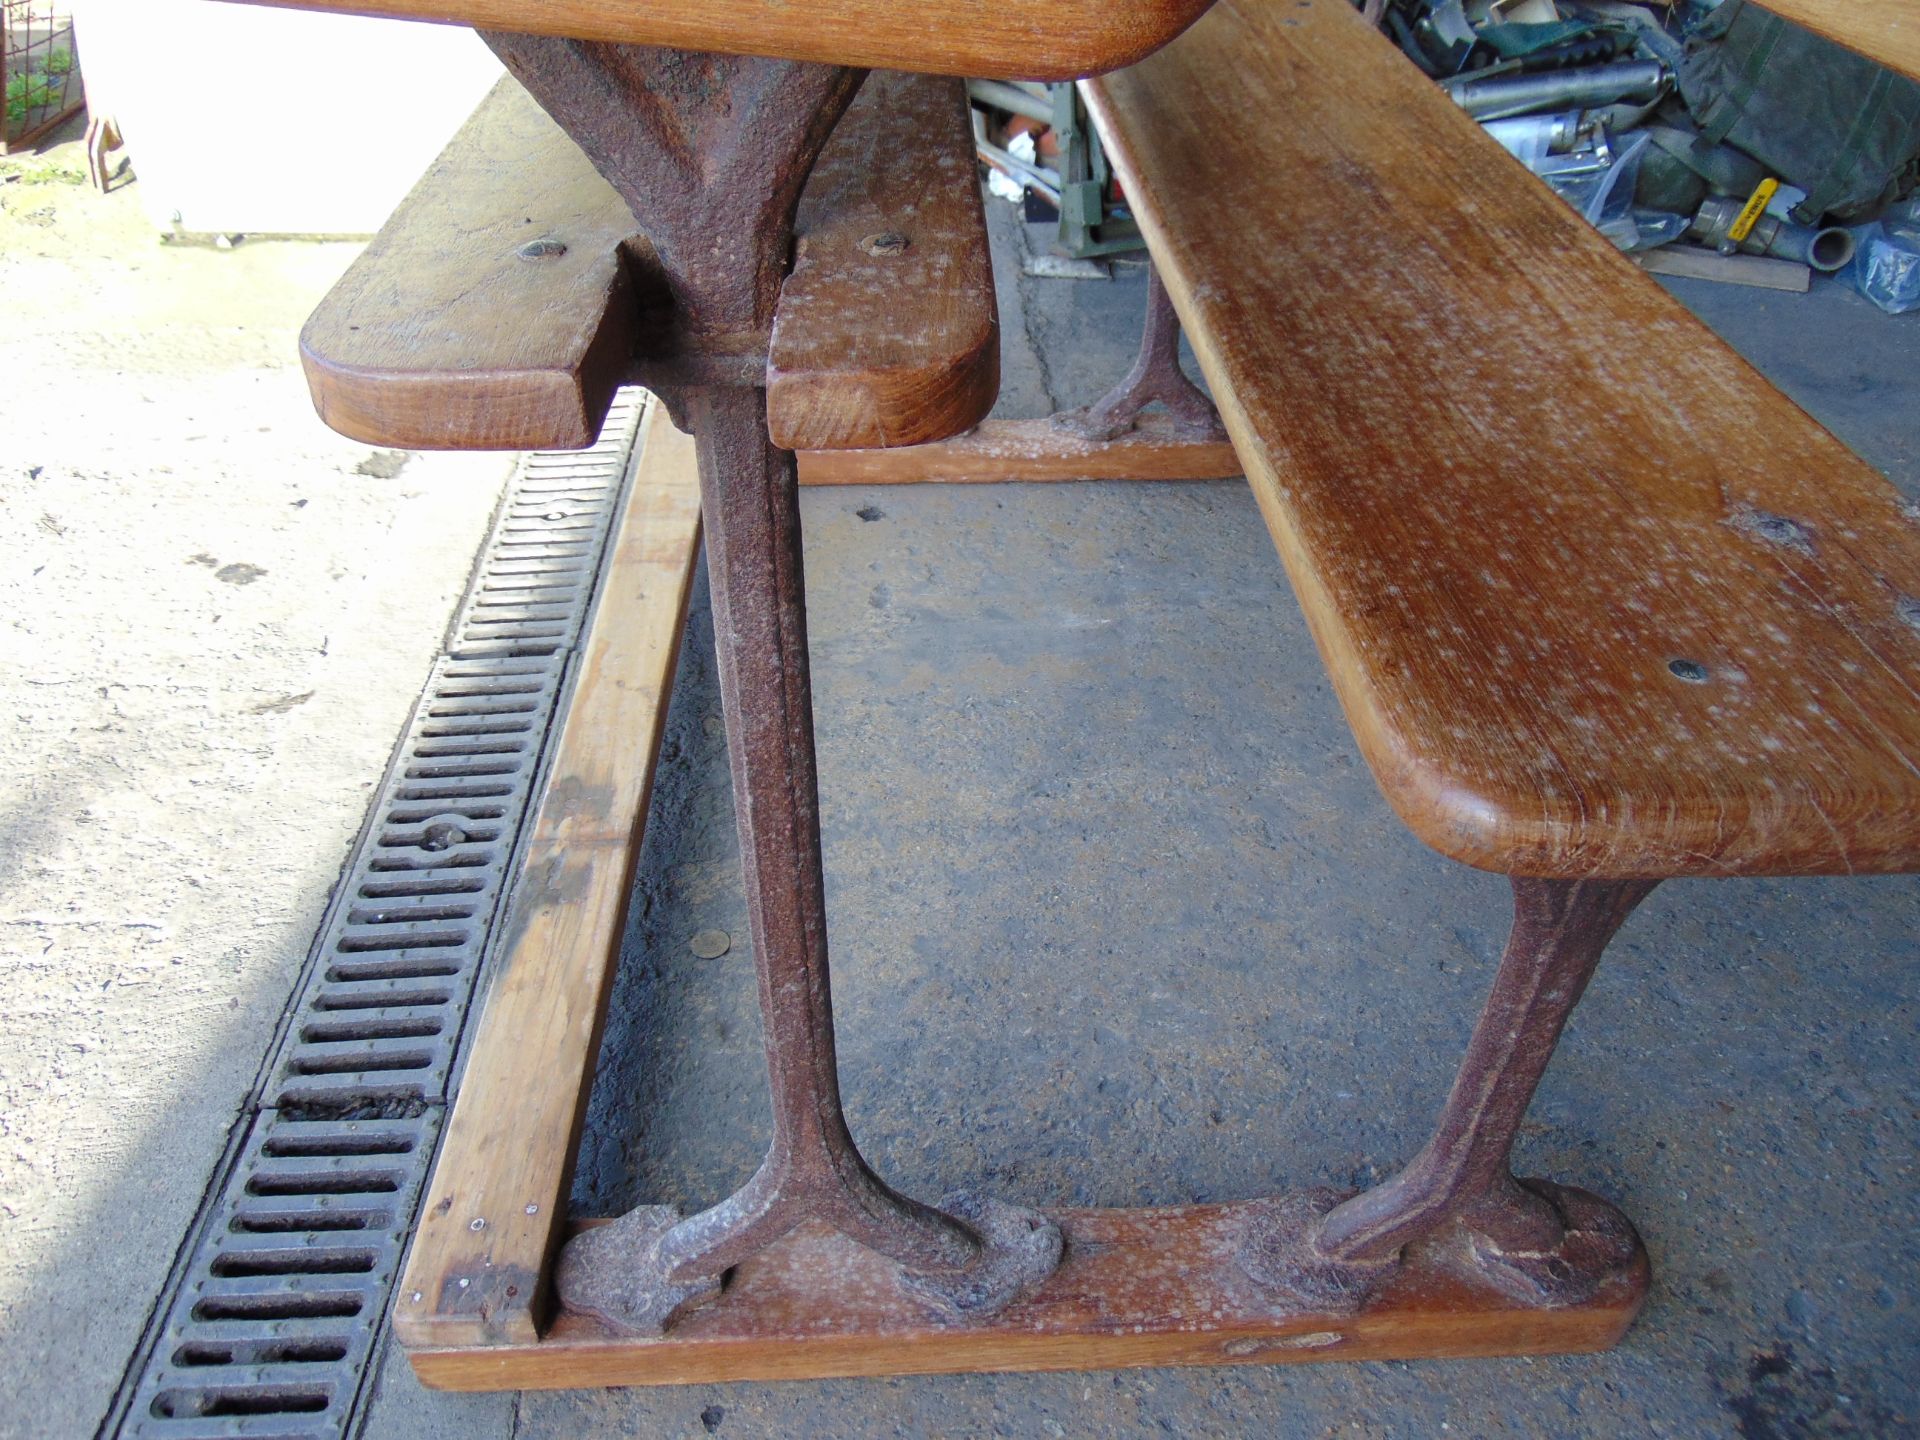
left=114, top=391, right=650, bottom=1439
left=267, top=395, right=645, bottom=1119
left=133, top=1115, right=437, bottom=1439
left=263, top=647, right=566, bottom=1119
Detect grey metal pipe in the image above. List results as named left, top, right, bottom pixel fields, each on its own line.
left=1689, top=195, right=1856, bottom=272
left=1451, top=61, right=1669, bottom=121
left=976, top=141, right=1062, bottom=206
left=1763, top=220, right=1856, bottom=271
left=967, top=78, right=1054, bottom=125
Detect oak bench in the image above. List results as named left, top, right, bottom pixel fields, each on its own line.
left=238, top=0, right=1920, bottom=1389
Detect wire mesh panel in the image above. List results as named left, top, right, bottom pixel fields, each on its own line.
left=2, top=1, right=82, bottom=153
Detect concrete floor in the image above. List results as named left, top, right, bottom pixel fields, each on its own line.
left=5, top=135, right=1918, bottom=1439
left=0, top=129, right=512, bottom=1439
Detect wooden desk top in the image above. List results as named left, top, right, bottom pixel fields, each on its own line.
left=227, top=0, right=1218, bottom=78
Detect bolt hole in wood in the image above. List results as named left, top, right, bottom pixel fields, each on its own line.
left=1667, top=658, right=1711, bottom=683
left=1757, top=515, right=1809, bottom=546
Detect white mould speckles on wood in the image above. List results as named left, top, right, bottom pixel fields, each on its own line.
left=1098, top=0, right=1920, bottom=883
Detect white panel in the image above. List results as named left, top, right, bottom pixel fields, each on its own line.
left=74, top=0, right=503, bottom=236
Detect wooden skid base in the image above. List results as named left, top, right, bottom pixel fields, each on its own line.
left=798, top=414, right=1242, bottom=486
left=409, top=1198, right=1647, bottom=1389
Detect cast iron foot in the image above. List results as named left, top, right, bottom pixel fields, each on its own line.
left=1052, top=389, right=1225, bottom=445
left=557, top=1205, right=725, bottom=1336
left=1449, top=1179, right=1642, bottom=1306
left=1235, top=1188, right=1393, bottom=1316
left=1052, top=260, right=1226, bottom=445
left=1236, top=1179, right=1643, bottom=1316
left=898, top=1191, right=1063, bottom=1320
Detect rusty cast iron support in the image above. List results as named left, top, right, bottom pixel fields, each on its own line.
left=481, top=37, right=862, bottom=334
left=484, top=33, right=1060, bottom=1337
left=1055, top=260, right=1228, bottom=444
left=1239, top=877, right=1657, bottom=1311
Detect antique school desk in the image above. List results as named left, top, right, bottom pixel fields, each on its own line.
left=235, top=0, right=1920, bottom=1391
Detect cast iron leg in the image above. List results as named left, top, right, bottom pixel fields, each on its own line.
left=556, top=389, right=1058, bottom=1332
left=1055, top=261, right=1227, bottom=443
left=487, top=33, right=1060, bottom=1336
left=1239, top=877, right=1657, bottom=1311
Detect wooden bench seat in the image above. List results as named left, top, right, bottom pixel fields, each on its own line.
left=302, top=70, right=998, bottom=453
left=1084, top=0, right=1920, bottom=880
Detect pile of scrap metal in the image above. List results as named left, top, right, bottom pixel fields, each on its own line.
left=968, top=78, right=1144, bottom=260
left=1385, top=0, right=1920, bottom=307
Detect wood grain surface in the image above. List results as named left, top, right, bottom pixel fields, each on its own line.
left=301, top=77, right=644, bottom=452
left=393, top=402, right=701, bottom=1349
left=409, top=1198, right=1646, bottom=1387
left=221, top=0, right=1217, bottom=79
left=797, top=415, right=1242, bottom=485
left=768, top=72, right=998, bottom=451
left=1085, top=0, right=1920, bottom=879
left=1763, top=0, right=1920, bottom=82
left=302, top=73, right=998, bottom=453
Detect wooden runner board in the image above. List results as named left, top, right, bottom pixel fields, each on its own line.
left=408, top=1201, right=1646, bottom=1388
left=394, top=400, right=701, bottom=1349
left=798, top=415, right=1242, bottom=485
left=1084, top=0, right=1920, bottom=880
left=304, top=72, right=997, bottom=453
left=221, top=0, right=1217, bottom=79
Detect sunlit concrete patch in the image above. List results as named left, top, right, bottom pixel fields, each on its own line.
left=0, top=123, right=513, bottom=1439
